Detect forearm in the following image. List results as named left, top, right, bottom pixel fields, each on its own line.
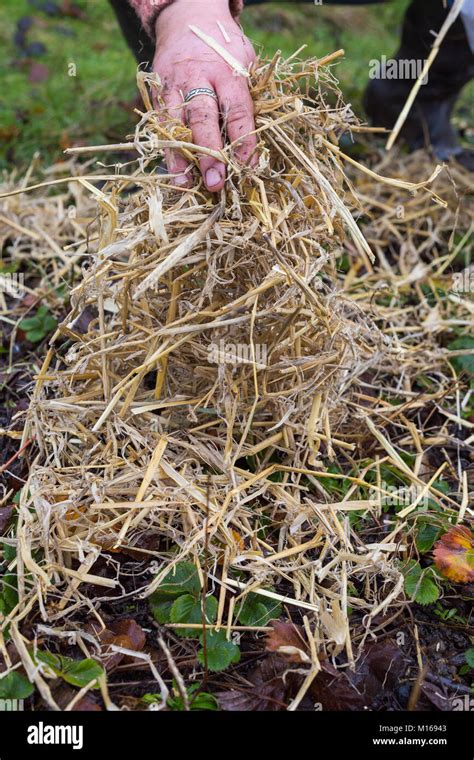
left=128, top=0, right=244, bottom=38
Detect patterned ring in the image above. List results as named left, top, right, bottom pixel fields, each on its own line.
left=184, top=87, right=218, bottom=104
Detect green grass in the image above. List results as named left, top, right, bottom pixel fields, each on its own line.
left=0, top=0, right=137, bottom=170
left=244, top=0, right=408, bottom=103
left=0, top=0, right=471, bottom=171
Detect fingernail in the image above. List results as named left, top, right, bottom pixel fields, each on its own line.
left=205, top=167, right=223, bottom=189
left=173, top=174, right=189, bottom=187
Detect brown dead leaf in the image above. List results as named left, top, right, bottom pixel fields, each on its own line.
left=310, top=641, right=411, bottom=711
left=265, top=620, right=309, bottom=663
left=216, top=655, right=294, bottom=711
left=72, top=695, right=103, bottom=711
left=86, top=618, right=146, bottom=671
left=109, top=619, right=146, bottom=651
left=54, top=683, right=103, bottom=711
left=418, top=681, right=452, bottom=712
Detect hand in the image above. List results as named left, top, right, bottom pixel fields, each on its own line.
left=152, top=0, right=257, bottom=192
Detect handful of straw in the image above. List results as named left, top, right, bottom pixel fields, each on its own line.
left=2, top=51, right=458, bottom=708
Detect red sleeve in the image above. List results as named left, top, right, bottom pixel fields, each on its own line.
left=128, top=0, right=245, bottom=39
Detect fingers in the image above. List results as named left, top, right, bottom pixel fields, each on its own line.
left=184, top=88, right=225, bottom=192
left=159, top=88, right=192, bottom=187
left=155, top=75, right=257, bottom=192
left=217, top=77, right=258, bottom=167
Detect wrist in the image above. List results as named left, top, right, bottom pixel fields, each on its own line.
left=156, top=0, right=231, bottom=34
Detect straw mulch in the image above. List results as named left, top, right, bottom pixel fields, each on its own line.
left=1, top=50, right=472, bottom=710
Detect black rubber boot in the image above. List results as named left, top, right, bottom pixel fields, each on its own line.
left=363, top=0, right=474, bottom=169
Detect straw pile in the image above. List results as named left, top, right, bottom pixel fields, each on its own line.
left=0, top=158, right=99, bottom=318
left=1, top=49, right=472, bottom=709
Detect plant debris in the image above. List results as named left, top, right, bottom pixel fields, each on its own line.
left=0, top=49, right=472, bottom=711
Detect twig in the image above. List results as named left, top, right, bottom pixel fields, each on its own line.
left=386, top=0, right=466, bottom=150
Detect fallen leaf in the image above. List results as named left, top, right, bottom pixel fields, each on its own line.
left=72, top=695, right=103, bottom=711
left=216, top=656, right=292, bottom=711
left=109, top=619, right=146, bottom=651
left=310, top=641, right=411, bottom=711
left=54, top=683, right=103, bottom=711
left=433, top=525, right=474, bottom=583
left=419, top=681, right=452, bottom=712
left=86, top=618, right=146, bottom=671
left=265, top=620, right=309, bottom=663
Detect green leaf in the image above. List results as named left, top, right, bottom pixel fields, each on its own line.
left=402, top=560, right=440, bottom=606
left=0, top=261, right=19, bottom=274
left=20, top=307, right=57, bottom=342
left=197, top=630, right=240, bottom=672
left=416, top=523, right=441, bottom=553
left=25, top=329, right=46, bottom=343
left=36, top=651, right=103, bottom=689
left=465, top=648, right=474, bottom=669
left=19, top=317, right=40, bottom=331
left=35, top=650, right=63, bottom=673
left=36, top=306, right=49, bottom=319
left=415, top=374, right=435, bottom=390
left=62, top=658, right=104, bottom=688
left=149, top=596, right=174, bottom=624
left=234, top=591, right=281, bottom=627
left=55, top=284, right=68, bottom=300
left=147, top=684, right=219, bottom=711
left=170, top=593, right=218, bottom=637
left=432, top=479, right=450, bottom=495
left=43, top=315, right=57, bottom=332
left=448, top=337, right=474, bottom=375
left=165, top=682, right=218, bottom=711
left=190, top=692, right=218, bottom=710
left=3, top=542, right=17, bottom=563
left=0, top=671, right=33, bottom=699
left=318, top=465, right=349, bottom=496
left=154, top=561, right=201, bottom=597
left=0, top=572, right=18, bottom=615
left=141, top=692, right=161, bottom=705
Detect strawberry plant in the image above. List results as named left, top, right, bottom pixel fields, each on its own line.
left=142, top=682, right=218, bottom=711
left=34, top=650, right=104, bottom=689
left=0, top=671, right=33, bottom=700
left=150, top=561, right=217, bottom=637
left=197, top=630, right=240, bottom=672
left=150, top=562, right=281, bottom=672
left=234, top=591, right=281, bottom=626
left=401, top=560, right=440, bottom=605
left=19, top=305, right=57, bottom=343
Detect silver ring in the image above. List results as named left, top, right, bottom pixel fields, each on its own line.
left=184, top=87, right=218, bottom=104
